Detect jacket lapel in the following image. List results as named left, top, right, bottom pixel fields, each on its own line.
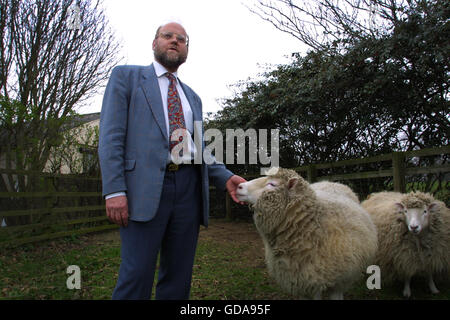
left=180, top=82, right=202, bottom=123
left=140, top=64, right=203, bottom=144
left=180, top=81, right=204, bottom=165
left=141, top=64, right=168, bottom=141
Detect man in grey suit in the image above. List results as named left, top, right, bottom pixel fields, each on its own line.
left=98, top=22, right=246, bottom=300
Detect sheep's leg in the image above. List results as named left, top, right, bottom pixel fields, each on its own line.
left=329, top=289, right=344, bottom=300
left=427, top=274, right=439, bottom=294
left=313, top=291, right=322, bottom=300
left=402, top=277, right=411, bottom=298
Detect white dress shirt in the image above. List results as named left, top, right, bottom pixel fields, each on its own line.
left=153, top=60, right=194, bottom=141
left=105, top=61, right=197, bottom=200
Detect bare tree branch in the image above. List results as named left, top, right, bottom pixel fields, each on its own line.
left=246, top=0, right=417, bottom=51
left=0, top=0, right=123, bottom=173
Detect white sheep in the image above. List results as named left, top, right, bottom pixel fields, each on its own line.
left=361, top=191, right=450, bottom=298
left=236, top=168, right=378, bottom=299
left=311, top=181, right=360, bottom=203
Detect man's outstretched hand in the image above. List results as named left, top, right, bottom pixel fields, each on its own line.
left=226, top=175, right=247, bottom=205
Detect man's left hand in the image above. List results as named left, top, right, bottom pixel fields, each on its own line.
left=226, top=175, right=247, bottom=205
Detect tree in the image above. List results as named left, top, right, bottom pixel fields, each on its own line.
left=210, top=0, right=449, bottom=172
left=247, top=0, right=438, bottom=51
left=0, top=0, right=121, bottom=174
left=0, top=0, right=121, bottom=227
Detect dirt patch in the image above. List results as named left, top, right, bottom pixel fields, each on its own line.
left=19, top=219, right=263, bottom=255
left=200, top=219, right=261, bottom=244
left=83, top=218, right=262, bottom=247
left=5, top=219, right=266, bottom=270
left=199, top=219, right=266, bottom=267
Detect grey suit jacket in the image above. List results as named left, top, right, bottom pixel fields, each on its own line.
left=98, top=64, right=233, bottom=226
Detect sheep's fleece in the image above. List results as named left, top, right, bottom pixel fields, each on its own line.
left=361, top=191, right=450, bottom=284
left=248, top=168, right=378, bottom=299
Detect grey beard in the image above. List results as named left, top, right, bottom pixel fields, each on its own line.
left=154, top=50, right=187, bottom=70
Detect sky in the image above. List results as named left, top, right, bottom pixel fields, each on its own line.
left=77, top=0, right=307, bottom=115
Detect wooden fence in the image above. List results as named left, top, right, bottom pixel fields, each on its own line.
left=225, top=146, right=449, bottom=220
left=0, top=169, right=114, bottom=248
left=1, top=146, right=448, bottom=247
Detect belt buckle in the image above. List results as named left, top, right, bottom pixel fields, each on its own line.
left=168, top=163, right=179, bottom=171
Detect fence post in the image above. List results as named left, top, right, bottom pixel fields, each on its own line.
left=44, top=176, right=54, bottom=226
left=225, top=192, right=232, bottom=221
left=392, top=152, right=406, bottom=193
left=307, top=165, right=317, bottom=183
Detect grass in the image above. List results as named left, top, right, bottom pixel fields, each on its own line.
left=0, top=219, right=449, bottom=300
left=0, top=232, right=120, bottom=299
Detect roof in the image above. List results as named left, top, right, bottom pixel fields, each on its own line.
left=64, top=112, right=101, bottom=130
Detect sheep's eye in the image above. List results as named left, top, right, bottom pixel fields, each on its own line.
left=267, top=182, right=276, bottom=187
left=423, top=210, right=428, bottom=215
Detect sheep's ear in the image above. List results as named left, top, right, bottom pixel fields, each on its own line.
left=394, top=202, right=405, bottom=212
left=428, top=202, right=439, bottom=212
left=288, top=178, right=299, bottom=190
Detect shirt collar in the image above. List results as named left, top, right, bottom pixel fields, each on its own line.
left=153, top=60, right=179, bottom=81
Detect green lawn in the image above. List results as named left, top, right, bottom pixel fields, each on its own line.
left=0, top=219, right=449, bottom=300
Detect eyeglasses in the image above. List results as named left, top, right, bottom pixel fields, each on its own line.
left=158, top=31, right=189, bottom=46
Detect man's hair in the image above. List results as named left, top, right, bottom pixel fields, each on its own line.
left=154, top=26, right=162, bottom=40
left=154, top=23, right=189, bottom=44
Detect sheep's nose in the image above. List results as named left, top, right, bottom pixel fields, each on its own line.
left=410, top=225, right=419, bottom=232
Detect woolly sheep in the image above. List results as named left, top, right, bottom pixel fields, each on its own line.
left=311, top=181, right=360, bottom=203
left=361, top=191, right=450, bottom=298
left=236, top=168, right=378, bottom=299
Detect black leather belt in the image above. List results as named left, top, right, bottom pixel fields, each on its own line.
left=166, top=162, right=199, bottom=172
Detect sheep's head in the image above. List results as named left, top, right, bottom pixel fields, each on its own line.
left=236, top=168, right=305, bottom=235
left=395, top=192, right=439, bottom=235
left=236, top=167, right=302, bottom=206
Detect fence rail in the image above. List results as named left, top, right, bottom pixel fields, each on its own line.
left=225, top=146, right=449, bottom=219
left=0, top=168, right=106, bottom=248
left=1, top=146, right=448, bottom=247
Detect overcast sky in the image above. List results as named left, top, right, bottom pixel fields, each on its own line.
left=77, top=0, right=307, bottom=115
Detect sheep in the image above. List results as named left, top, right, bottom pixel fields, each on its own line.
left=311, top=181, right=360, bottom=204
left=361, top=191, right=450, bottom=298
left=236, top=167, right=378, bottom=300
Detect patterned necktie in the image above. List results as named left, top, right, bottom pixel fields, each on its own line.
left=166, top=72, right=186, bottom=151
